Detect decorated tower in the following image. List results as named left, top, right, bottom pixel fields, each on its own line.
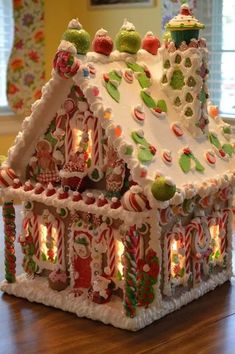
left=160, top=3, right=209, bottom=137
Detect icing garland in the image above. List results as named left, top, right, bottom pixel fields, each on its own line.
left=140, top=90, right=167, bottom=117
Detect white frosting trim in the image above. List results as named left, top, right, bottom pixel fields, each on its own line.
left=68, top=19, right=82, bottom=30
left=95, top=28, right=108, bottom=37
left=121, top=19, right=136, bottom=31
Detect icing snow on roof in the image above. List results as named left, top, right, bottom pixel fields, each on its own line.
left=75, top=49, right=235, bottom=188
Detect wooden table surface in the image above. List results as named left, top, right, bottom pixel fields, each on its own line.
left=0, top=206, right=235, bottom=354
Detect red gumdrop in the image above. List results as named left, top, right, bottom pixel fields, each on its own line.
left=142, top=32, right=161, bottom=55
left=92, top=34, right=113, bottom=56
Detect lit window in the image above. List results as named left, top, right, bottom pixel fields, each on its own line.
left=40, top=224, right=58, bottom=263
left=0, top=0, right=13, bottom=109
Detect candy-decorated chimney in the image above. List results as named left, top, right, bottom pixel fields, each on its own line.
left=166, top=3, right=204, bottom=48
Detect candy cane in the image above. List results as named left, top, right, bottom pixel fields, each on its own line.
left=56, top=218, right=64, bottom=268
left=100, top=227, right=116, bottom=277
left=123, top=226, right=138, bottom=318
left=93, top=117, right=100, bottom=166
left=185, top=220, right=203, bottom=280
left=46, top=222, right=53, bottom=261
left=31, top=214, right=40, bottom=259
left=219, top=209, right=230, bottom=257
left=193, top=260, right=201, bottom=284
left=166, top=233, right=172, bottom=284
left=3, top=201, right=16, bottom=283
left=65, top=114, right=73, bottom=162
left=56, top=113, right=64, bottom=130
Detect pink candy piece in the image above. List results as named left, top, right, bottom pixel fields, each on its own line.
left=171, top=123, right=184, bottom=137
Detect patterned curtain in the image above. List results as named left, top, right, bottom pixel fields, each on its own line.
left=161, top=0, right=197, bottom=32
left=7, top=0, right=45, bottom=115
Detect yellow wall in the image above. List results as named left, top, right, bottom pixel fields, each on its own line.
left=44, top=0, right=161, bottom=79
left=0, top=135, right=16, bottom=156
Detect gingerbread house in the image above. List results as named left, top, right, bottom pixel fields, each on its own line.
left=1, top=5, right=235, bottom=331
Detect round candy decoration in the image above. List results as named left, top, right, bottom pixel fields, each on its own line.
left=151, top=176, right=176, bottom=202
left=132, top=105, right=145, bottom=123
left=123, top=69, right=134, bottom=84
left=161, top=149, right=172, bottom=165
left=171, top=122, right=184, bottom=137
left=53, top=50, right=80, bottom=79
left=0, top=167, right=18, bottom=188
left=122, top=186, right=149, bottom=212
left=205, top=150, right=216, bottom=166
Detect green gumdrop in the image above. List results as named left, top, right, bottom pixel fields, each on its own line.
left=116, top=30, right=141, bottom=54
left=151, top=176, right=176, bottom=201
left=63, top=29, right=90, bottom=54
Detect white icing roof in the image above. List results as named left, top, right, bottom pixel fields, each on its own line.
left=6, top=46, right=235, bottom=206
left=76, top=50, right=235, bottom=188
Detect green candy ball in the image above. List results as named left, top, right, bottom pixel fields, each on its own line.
left=151, top=176, right=176, bottom=202
left=63, top=29, right=91, bottom=55
left=116, top=30, right=141, bottom=54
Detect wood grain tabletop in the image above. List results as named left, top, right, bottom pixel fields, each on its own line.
left=0, top=205, right=235, bottom=354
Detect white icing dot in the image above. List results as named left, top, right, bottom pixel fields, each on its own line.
left=68, top=19, right=82, bottom=30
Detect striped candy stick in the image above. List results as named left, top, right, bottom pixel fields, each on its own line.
left=185, top=225, right=193, bottom=275
left=31, top=214, right=40, bottom=259
left=65, top=114, right=73, bottom=162
left=3, top=201, right=16, bottom=283
left=219, top=210, right=230, bottom=257
left=123, top=226, right=138, bottom=318
left=185, top=220, right=202, bottom=283
left=193, top=259, right=201, bottom=285
left=106, top=227, right=116, bottom=277
left=56, top=218, right=64, bottom=267
left=98, top=227, right=116, bottom=277
left=93, top=117, right=100, bottom=166
left=46, top=222, right=53, bottom=261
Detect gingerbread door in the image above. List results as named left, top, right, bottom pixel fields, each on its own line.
left=72, top=230, right=92, bottom=289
